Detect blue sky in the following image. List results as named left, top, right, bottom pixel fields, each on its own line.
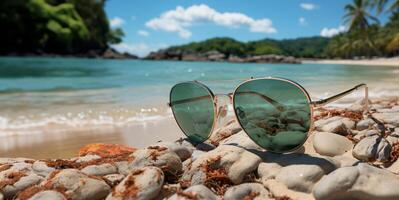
left=105, top=0, right=389, bottom=56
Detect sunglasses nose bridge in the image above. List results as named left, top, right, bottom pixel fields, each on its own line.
left=213, top=94, right=233, bottom=132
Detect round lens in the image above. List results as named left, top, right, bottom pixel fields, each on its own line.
left=170, top=82, right=215, bottom=143
left=233, top=78, right=311, bottom=153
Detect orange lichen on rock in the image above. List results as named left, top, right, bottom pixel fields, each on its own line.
left=202, top=156, right=233, bottom=195
left=0, top=164, right=12, bottom=172
left=78, top=143, right=136, bottom=158
left=0, top=171, right=27, bottom=189
left=176, top=191, right=198, bottom=199
left=314, top=108, right=363, bottom=121
left=244, top=192, right=260, bottom=200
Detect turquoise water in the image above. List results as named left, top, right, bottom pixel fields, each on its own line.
left=0, top=56, right=398, bottom=133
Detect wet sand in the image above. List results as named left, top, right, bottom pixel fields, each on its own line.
left=0, top=117, right=182, bottom=159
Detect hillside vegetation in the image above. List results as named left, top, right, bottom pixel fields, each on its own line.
left=0, top=0, right=123, bottom=55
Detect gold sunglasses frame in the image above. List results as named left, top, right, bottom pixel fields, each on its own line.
left=169, top=76, right=369, bottom=153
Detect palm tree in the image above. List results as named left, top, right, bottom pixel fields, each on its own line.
left=344, top=0, right=380, bottom=31
left=373, top=0, right=399, bottom=14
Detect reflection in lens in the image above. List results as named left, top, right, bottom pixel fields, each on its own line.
left=233, top=79, right=311, bottom=153
left=170, top=82, right=215, bottom=143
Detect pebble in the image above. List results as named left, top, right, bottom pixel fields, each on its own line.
left=106, top=166, right=164, bottom=200
left=80, top=163, right=118, bottom=176
left=42, top=169, right=110, bottom=200
left=313, top=163, right=399, bottom=200
left=32, top=161, right=55, bottom=177
left=155, top=141, right=194, bottom=161
left=313, top=132, right=353, bottom=156
left=356, top=118, right=376, bottom=131
left=257, top=162, right=282, bottom=181
left=209, top=120, right=242, bottom=145
left=218, top=130, right=263, bottom=151
left=21, top=190, right=67, bottom=200
left=352, top=135, right=392, bottom=162
left=0, top=166, right=44, bottom=198
left=224, top=183, right=271, bottom=200
left=275, top=165, right=325, bottom=193
left=181, top=145, right=261, bottom=185
left=315, top=116, right=355, bottom=135
left=167, top=185, right=219, bottom=200
left=103, top=174, right=125, bottom=187
left=121, top=146, right=182, bottom=177
left=352, top=129, right=379, bottom=141
left=372, top=112, right=399, bottom=126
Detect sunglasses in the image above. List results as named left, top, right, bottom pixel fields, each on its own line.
left=168, top=77, right=369, bottom=153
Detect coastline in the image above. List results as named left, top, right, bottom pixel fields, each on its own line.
left=303, top=57, right=399, bottom=67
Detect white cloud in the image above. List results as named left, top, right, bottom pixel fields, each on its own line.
left=138, top=30, right=149, bottom=37
left=111, top=43, right=165, bottom=57
left=320, top=26, right=346, bottom=37
left=300, top=3, right=317, bottom=10
left=145, top=4, right=276, bottom=39
left=110, top=17, right=125, bottom=27
left=299, top=17, right=307, bottom=26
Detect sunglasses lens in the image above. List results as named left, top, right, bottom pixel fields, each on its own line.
left=170, top=82, right=215, bottom=143
left=233, top=79, right=311, bottom=153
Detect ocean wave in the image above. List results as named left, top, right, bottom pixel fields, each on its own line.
left=0, top=111, right=173, bottom=135
left=0, top=86, right=120, bottom=94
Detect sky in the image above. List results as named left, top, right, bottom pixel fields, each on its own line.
left=105, top=0, right=390, bottom=57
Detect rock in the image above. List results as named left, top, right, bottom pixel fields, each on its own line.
left=103, top=174, right=125, bottom=187
left=32, top=161, right=55, bottom=177
left=80, top=163, right=118, bottom=176
left=78, top=143, right=136, bottom=158
left=275, top=165, right=325, bottom=193
left=155, top=141, right=194, bottom=161
left=386, top=131, right=399, bottom=145
left=167, top=185, right=219, bottom=200
left=0, top=193, right=3, bottom=200
left=313, top=132, right=353, bottom=156
left=348, top=98, right=371, bottom=112
left=0, top=166, right=44, bottom=199
left=209, top=121, right=242, bottom=145
left=352, top=129, right=379, bottom=141
left=263, top=179, right=314, bottom=200
left=352, top=135, right=391, bottom=162
left=356, top=118, right=376, bottom=131
left=181, top=145, right=261, bottom=185
left=313, top=163, right=399, bottom=200
left=218, top=131, right=262, bottom=151
left=106, top=166, right=164, bottom=200
left=0, top=158, right=34, bottom=165
left=71, top=154, right=102, bottom=163
left=315, top=116, right=355, bottom=135
left=257, top=162, right=282, bottom=181
left=42, top=169, right=110, bottom=200
left=372, top=112, right=399, bottom=126
left=102, top=48, right=138, bottom=59
left=262, top=153, right=339, bottom=174
left=224, top=183, right=271, bottom=200
left=121, top=146, right=182, bottom=178
left=19, top=190, right=67, bottom=200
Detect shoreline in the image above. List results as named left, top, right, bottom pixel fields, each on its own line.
left=304, top=57, right=399, bottom=67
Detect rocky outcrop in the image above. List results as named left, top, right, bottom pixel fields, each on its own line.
left=145, top=50, right=301, bottom=64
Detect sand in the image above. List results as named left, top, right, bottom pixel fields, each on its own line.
left=304, top=57, right=399, bottom=67
left=0, top=117, right=182, bottom=159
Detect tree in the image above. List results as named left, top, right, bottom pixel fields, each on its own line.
left=344, top=0, right=379, bottom=31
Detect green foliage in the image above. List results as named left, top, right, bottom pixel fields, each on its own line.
left=0, top=0, right=122, bottom=55
left=167, top=37, right=329, bottom=58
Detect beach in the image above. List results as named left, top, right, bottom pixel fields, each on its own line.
left=304, top=57, right=399, bottom=67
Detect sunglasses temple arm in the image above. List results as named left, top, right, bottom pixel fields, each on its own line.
left=311, top=83, right=369, bottom=113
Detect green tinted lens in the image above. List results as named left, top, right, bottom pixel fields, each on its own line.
left=170, top=82, right=215, bottom=143
left=233, top=79, right=311, bottom=153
